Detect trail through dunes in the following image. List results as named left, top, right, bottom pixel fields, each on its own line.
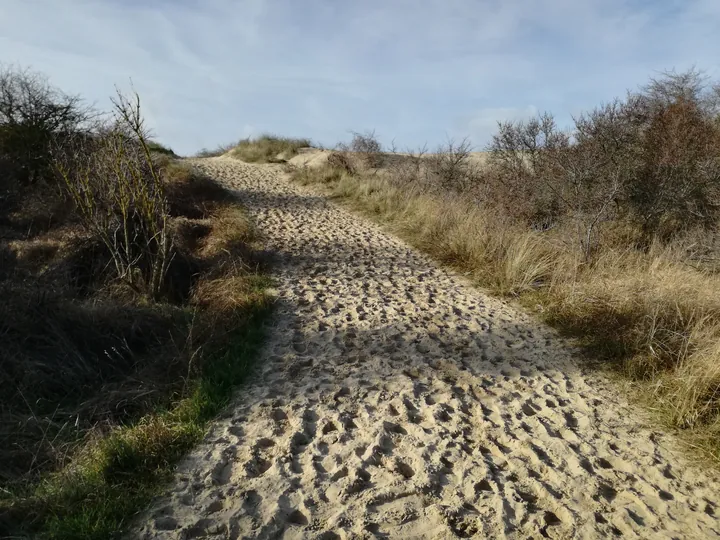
left=134, top=157, right=720, bottom=539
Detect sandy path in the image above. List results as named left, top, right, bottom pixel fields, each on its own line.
left=134, top=157, right=720, bottom=539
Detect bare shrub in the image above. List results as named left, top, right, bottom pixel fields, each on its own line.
left=489, top=69, right=720, bottom=255
left=55, top=91, right=173, bottom=300
left=627, top=71, right=720, bottom=239
left=344, top=130, right=384, bottom=168
left=426, top=137, right=480, bottom=193
left=384, top=144, right=429, bottom=192
left=0, top=65, right=92, bottom=188
left=327, top=151, right=356, bottom=175
left=488, top=113, right=579, bottom=234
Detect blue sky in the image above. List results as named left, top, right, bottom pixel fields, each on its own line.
left=2, top=0, right=718, bottom=155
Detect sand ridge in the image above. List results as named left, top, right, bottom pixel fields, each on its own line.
left=133, top=157, right=720, bottom=539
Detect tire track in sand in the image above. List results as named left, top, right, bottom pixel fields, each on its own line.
left=134, top=157, right=720, bottom=539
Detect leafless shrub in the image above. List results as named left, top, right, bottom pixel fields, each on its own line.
left=0, top=65, right=92, bottom=188
left=627, top=72, right=720, bottom=239
left=490, top=111, right=634, bottom=257
left=426, top=137, right=481, bottom=193
left=55, top=90, right=173, bottom=300
left=386, top=144, right=428, bottom=188
left=488, top=70, right=720, bottom=257
left=344, top=130, right=384, bottom=168
left=489, top=114, right=569, bottom=223
left=327, top=151, right=356, bottom=175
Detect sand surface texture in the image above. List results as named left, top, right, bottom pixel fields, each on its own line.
left=134, top=157, right=720, bottom=539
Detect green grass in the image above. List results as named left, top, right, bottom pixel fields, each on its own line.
left=230, top=135, right=311, bottom=163
left=0, top=276, right=274, bottom=539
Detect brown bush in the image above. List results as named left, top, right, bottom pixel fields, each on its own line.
left=423, top=137, right=484, bottom=195
left=343, top=130, right=384, bottom=168
left=382, top=145, right=439, bottom=195
left=488, top=70, right=720, bottom=256
left=630, top=95, right=720, bottom=238
left=327, top=151, right=356, bottom=175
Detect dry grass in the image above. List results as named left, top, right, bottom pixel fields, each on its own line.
left=0, top=69, right=274, bottom=537
left=291, top=162, right=720, bottom=461
left=545, top=250, right=720, bottom=429
left=163, top=160, right=233, bottom=219
left=293, top=166, right=555, bottom=295
left=231, top=134, right=311, bottom=163
left=194, top=141, right=239, bottom=158
left=0, top=158, right=273, bottom=538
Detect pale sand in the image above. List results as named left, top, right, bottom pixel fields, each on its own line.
left=285, top=149, right=489, bottom=170
left=132, top=157, right=720, bottom=539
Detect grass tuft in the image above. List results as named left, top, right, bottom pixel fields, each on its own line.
left=194, top=141, right=239, bottom=158
left=230, top=134, right=311, bottom=163
left=30, top=300, right=270, bottom=540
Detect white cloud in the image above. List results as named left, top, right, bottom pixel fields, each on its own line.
left=1, top=0, right=718, bottom=154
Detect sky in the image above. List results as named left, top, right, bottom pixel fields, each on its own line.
left=2, top=0, right=718, bottom=156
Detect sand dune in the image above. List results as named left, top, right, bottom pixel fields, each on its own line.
left=132, top=157, right=720, bottom=539
left=285, top=148, right=490, bottom=170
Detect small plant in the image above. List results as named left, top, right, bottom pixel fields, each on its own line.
left=342, top=130, right=384, bottom=168
left=327, top=151, right=356, bottom=175
left=426, top=137, right=479, bottom=192
left=55, top=90, right=173, bottom=300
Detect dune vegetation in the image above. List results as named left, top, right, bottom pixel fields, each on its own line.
left=4, top=60, right=720, bottom=536
left=0, top=66, right=272, bottom=538
left=230, top=134, right=312, bottom=164
left=286, top=70, right=720, bottom=461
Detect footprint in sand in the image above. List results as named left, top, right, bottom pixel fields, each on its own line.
left=131, top=156, right=720, bottom=539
